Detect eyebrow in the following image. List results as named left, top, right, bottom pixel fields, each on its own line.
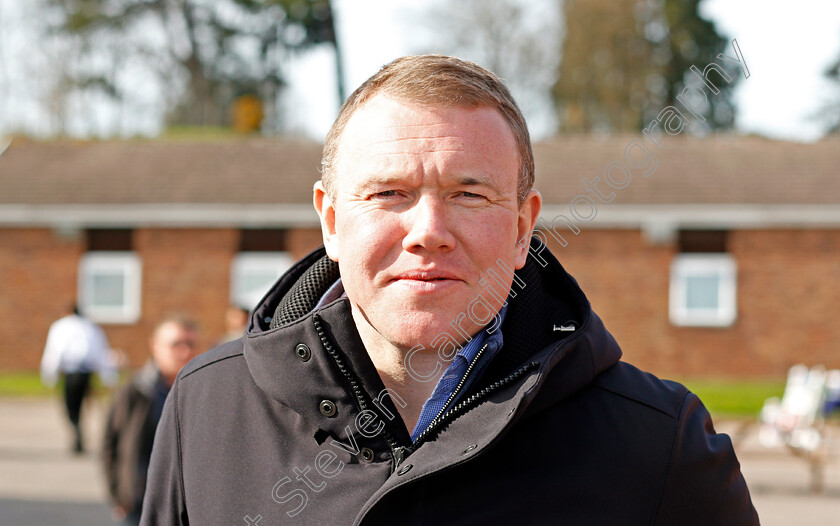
left=355, top=174, right=502, bottom=194
left=355, top=175, right=408, bottom=192
left=457, top=175, right=493, bottom=187
left=455, top=174, right=504, bottom=195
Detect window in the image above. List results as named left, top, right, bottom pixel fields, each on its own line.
left=669, top=254, right=736, bottom=327
left=78, top=252, right=142, bottom=324
left=231, top=252, right=293, bottom=310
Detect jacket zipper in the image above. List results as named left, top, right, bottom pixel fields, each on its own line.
left=313, top=314, right=406, bottom=471
left=314, top=314, right=539, bottom=470
left=417, top=342, right=490, bottom=442
left=353, top=360, right=540, bottom=526
left=411, top=358, right=540, bottom=449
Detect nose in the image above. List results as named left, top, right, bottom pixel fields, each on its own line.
left=402, top=195, right=456, bottom=253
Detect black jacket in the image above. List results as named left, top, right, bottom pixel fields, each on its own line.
left=103, top=362, right=167, bottom=514
left=141, top=245, right=758, bottom=525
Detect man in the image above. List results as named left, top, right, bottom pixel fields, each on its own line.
left=41, top=304, right=117, bottom=453
left=103, top=314, right=199, bottom=525
left=142, top=55, right=758, bottom=524
left=213, top=304, right=250, bottom=346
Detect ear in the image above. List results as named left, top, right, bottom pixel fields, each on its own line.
left=514, top=189, right=542, bottom=269
left=149, top=334, right=162, bottom=363
left=313, top=181, right=340, bottom=261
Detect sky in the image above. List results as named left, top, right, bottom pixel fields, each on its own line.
left=1, top=0, right=840, bottom=142
left=701, top=0, right=840, bottom=142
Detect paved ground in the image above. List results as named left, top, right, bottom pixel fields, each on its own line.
left=719, top=419, right=840, bottom=525
left=0, top=398, right=838, bottom=525
left=0, top=398, right=113, bottom=525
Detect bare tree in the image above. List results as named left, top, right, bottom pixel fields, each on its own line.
left=39, top=0, right=341, bottom=134
left=415, top=0, right=562, bottom=138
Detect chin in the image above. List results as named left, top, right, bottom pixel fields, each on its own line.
left=381, top=310, right=471, bottom=350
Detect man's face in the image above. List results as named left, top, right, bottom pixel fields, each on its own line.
left=314, top=94, right=541, bottom=349
left=151, top=322, right=199, bottom=380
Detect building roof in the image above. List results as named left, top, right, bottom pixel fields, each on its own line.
left=533, top=134, right=840, bottom=205
left=1, top=134, right=838, bottom=228
left=0, top=137, right=323, bottom=205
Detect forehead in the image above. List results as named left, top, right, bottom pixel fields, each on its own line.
left=154, top=322, right=194, bottom=341
left=334, top=94, right=519, bottom=187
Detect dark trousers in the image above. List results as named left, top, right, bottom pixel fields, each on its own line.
left=122, top=508, right=142, bottom=526
left=63, top=372, right=91, bottom=449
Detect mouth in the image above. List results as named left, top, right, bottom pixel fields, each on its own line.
left=392, top=271, right=461, bottom=281
left=391, top=272, right=463, bottom=292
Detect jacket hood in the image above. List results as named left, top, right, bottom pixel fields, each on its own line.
left=242, top=239, right=622, bottom=434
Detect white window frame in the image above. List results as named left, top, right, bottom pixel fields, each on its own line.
left=231, top=252, right=293, bottom=310
left=669, top=254, right=737, bottom=327
left=78, top=252, right=142, bottom=324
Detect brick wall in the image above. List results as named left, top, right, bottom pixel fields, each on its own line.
left=1, top=227, right=326, bottom=371
left=0, top=228, right=83, bottom=370
left=729, top=230, right=840, bottom=375
left=108, top=228, right=241, bottom=367
left=286, top=229, right=325, bottom=260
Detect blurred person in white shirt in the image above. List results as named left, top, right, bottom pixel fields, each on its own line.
left=41, top=304, right=118, bottom=453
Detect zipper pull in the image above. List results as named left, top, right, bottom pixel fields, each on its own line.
left=392, top=445, right=413, bottom=467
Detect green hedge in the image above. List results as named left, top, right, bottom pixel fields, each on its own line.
left=679, top=378, right=786, bottom=417
left=0, top=371, right=122, bottom=398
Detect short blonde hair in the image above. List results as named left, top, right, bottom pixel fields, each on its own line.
left=321, top=55, right=534, bottom=204
left=152, top=312, right=198, bottom=340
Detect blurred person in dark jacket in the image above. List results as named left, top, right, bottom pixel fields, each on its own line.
left=41, top=304, right=118, bottom=453
left=102, top=314, right=199, bottom=525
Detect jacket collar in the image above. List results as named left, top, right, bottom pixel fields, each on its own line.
left=242, top=240, right=622, bottom=434
left=244, top=247, right=408, bottom=442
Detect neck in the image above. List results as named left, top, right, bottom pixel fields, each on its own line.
left=350, top=307, right=443, bottom=433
